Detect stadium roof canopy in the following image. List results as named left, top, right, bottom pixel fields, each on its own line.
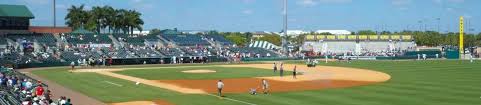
left=0, top=4, right=34, bottom=18
left=315, top=30, right=351, bottom=35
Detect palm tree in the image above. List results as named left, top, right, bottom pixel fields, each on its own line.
left=65, top=5, right=144, bottom=35
left=103, top=6, right=115, bottom=33
left=91, top=6, right=105, bottom=33
left=125, top=10, right=144, bottom=35
left=65, top=5, right=88, bottom=30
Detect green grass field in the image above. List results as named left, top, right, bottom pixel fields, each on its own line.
left=32, top=60, right=481, bottom=105
left=115, top=66, right=291, bottom=80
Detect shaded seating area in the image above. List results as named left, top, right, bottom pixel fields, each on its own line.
left=65, top=34, right=112, bottom=45
left=114, top=34, right=159, bottom=46
left=204, top=35, right=232, bottom=45
left=229, top=47, right=279, bottom=57
left=161, top=34, right=210, bottom=46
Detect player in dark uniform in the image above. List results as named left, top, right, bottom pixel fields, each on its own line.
left=273, top=62, right=277, bottom=73
left=280, top=63, right=284, bottom=77
left=293, top=65, right=297, bottom=79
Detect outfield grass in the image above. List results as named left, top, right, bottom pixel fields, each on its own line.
left=115, top=66, right=292, bottom=80
left=32, top=60, right=481, bottom=105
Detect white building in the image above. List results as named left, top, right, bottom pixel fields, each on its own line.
left=315, top=30, right=351, bottom=35
left=280, top=30, right=309, bottom=36
left=133, top=31, right=150, bottom=35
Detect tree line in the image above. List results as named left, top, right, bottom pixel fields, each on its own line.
left=302, top=30, right=481, bottom=47
left=65, top=5, right=144, bottom=34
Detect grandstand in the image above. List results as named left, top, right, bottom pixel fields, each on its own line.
left=64, top=34, right=112, bottom=45
left=113, top=34, right=159, bottom=46
left=161, top=34, right=210, bottom=46
left=204, top=34, right=233, bottom=45
left=303, top=34, right=416, bottom=56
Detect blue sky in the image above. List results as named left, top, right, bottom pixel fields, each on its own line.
left=1, top=0, right=479, bottom=33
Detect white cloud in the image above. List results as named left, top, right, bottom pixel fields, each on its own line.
left=297, top=0, right=318, bottom=7
left=242, top=10, right=253, bottom=15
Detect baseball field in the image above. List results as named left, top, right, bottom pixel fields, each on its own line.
left=28, top=60, right=481, bottom=105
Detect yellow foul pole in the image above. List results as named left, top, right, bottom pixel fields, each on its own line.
left=459, top=16, right=464, bottom=57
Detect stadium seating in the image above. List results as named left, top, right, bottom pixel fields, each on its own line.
left=0, top=38, right=7, bottom=45
left=229, top=47, right=279, bottom=57
left=204, top=35, right=232, bottom=45
left=114, top=34, right=159, bottom=46
left=161, top=35, right=210, bottom=46
left=65, top=34, right=112, bottom=44
left=158, top=47, right=186, bottom=57
left=36, top=34, right=57, bottom=46
left=180, top=47, right=213, bottom=57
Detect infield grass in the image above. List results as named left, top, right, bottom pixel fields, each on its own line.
left=115, top=66, right=292, bottom=80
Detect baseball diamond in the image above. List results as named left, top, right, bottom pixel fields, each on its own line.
left=1, top=1, right=481, bottom=105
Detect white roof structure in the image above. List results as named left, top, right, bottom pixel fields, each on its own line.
left=281, top=30, right=309, bottom=36
left=315, top=30, right=351, bottom=35
left=133, top=31, right=150, bottom=35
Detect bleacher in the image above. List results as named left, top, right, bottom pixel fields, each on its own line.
left=65, top=34, right=112, bottom=44
left=204, top=35, right=232, bottom=45
left=129, top=48, right=162, bottom=58
left=5, top=34, right=35, bottom=43
left=36, top=34, right=57, bottom=46
left=229, top=47, right=278, bottom=57
left=114, top=34, right=159, bottom=46
left=181, top=47, right=212, bottom=57
left=158, top=48, right=186, bottom=57
left=0, top=37, right=7, bottom=45
left=161, top=34, right=210, bottom=46
left=60, top=51, right=82, bottom=62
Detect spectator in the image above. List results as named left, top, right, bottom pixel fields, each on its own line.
left=36, top=85, right=44, bottom=97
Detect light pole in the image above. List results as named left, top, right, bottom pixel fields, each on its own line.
left=53, top=0, right=56, bottom=28
left=282, top=0, right=288, bottom=55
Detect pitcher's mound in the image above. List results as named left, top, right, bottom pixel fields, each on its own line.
left=181, top=70, right=216, bottom=73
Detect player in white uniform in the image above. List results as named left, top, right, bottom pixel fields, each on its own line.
left=217, top=80, right=224, bottom=97
left=261, top=79, right=269, bottom=94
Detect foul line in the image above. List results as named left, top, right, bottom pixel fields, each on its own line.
left=103, top=81, right=123, bottom=87
left=206, top=94, right=257, bottom=105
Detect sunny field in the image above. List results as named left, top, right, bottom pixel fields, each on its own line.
left=32, top=60, right=481, bottom=105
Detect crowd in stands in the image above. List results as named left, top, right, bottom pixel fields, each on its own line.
left=0, top=67, right=72, bottom=105
left=0, top=32, right=282, bottom=67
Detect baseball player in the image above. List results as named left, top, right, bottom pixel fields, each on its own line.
left=70, top=61, right=75, bottom=72
left=293, top=65, right=297, bottom=79
left=217, top=80, right=224, bottom=97
left=261, top=79, right=269, bottom=94
left=279, top=63, right=284, bottom=77
left=273, top=62, right=277, bottom=73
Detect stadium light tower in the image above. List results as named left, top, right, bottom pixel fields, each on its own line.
left=281, top=0, right=288, bottom=56
left=53, top=0, right=56, bottom=29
